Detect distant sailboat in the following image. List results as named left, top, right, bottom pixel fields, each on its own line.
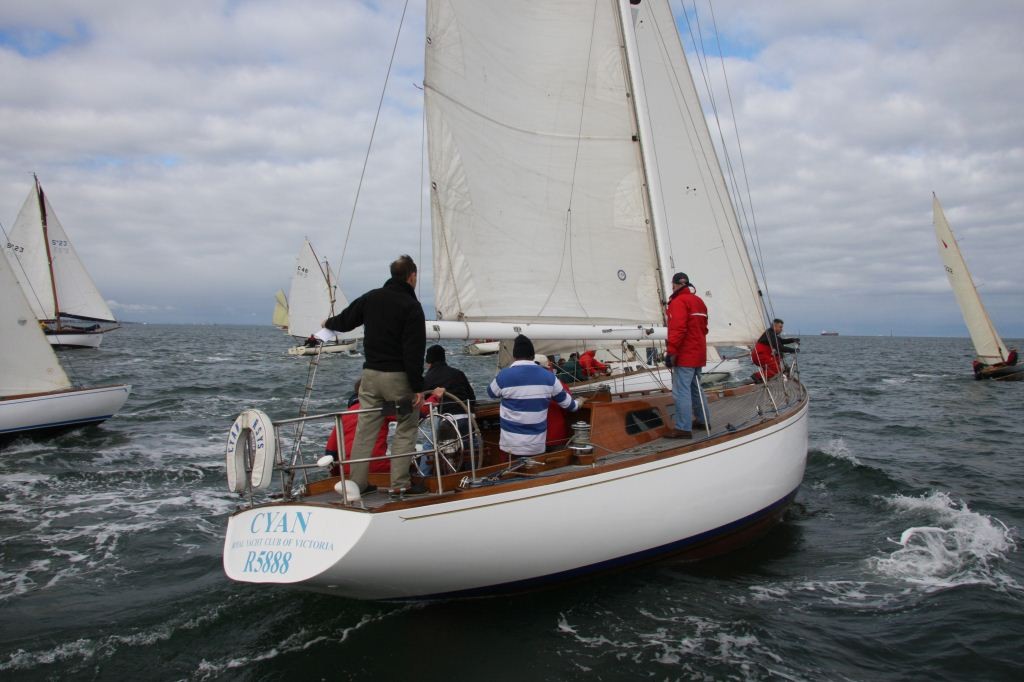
left=933, top=194, right=1021, bottom=380
left=3, top=175, right=119, bottom=349
left=1, top=234, right=130, bottom=444
left=271, top=289, right=289, bottom=331
left=285, top=239, right=361, bottom=357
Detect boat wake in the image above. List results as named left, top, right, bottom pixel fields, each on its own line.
left=867, top=491, right=1019, bottom=592
left=556, top=611, right=790, bottom=679
left=192, top=603, right=420, bottom=680
left=0, top=596, right=240, bottom=675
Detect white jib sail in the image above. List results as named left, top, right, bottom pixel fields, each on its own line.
left=626, top=0, right=766, bottom=345
left=0, top=235, right=72, bottom=396
left=932, top=194, right=1007, bottom=363
left=3, top=178, right=116, bottom=324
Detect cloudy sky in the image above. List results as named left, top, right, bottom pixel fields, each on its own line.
left=1, top=0, right=1021, bottom=337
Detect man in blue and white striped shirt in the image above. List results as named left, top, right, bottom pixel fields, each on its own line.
left=487, top=335, right=584, bottom=457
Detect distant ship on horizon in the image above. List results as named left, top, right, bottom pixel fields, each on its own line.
left=820, top=330, right=839, bottom=336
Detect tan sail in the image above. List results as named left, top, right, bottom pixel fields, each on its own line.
left=932, top=194, right=1007, bottom=363
left=272, top=289, right=289, bottom=330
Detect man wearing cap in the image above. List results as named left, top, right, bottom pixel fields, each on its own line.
left=419, top=344, right=478, bottom=470
left=423, top=344, right=476, bottom=413
left=487, top=335, right=585, bottom=458
left=664, top=272, right=710, bottom=438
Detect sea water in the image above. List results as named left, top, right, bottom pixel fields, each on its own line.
left=1, top=326, right=1022, bottom=680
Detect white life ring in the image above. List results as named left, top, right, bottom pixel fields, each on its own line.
left=225, top=409, right=277, bottom=492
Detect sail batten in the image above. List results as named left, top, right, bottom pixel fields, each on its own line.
left=932, top=195, right=1007, bottom=362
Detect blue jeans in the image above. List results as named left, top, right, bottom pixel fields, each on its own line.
left=672, top=366, right=709, bottom=430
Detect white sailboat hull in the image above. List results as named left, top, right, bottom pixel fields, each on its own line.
left=223, top=401, right=807, bottom=600
left=46, top=331, right=104, bottom=349
left=0, top=384, right=131, bottom=441
left=287, top=340, right=361, bottom=357
left=464, top=340, right=499, bottom=355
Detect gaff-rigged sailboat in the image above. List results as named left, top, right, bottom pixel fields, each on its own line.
left=222, top=0, right=808, bottom=600
left=0, top=234, right=130, bottom=444
left=283, top=239, right=361, bottom=357
left=933, top=194, right=1021, bottom=381
left=2, top=175, right=119, bottom=349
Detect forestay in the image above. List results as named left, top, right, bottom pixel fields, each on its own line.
left=932, top=194, right=1007, bottom=362
left=0, top=239, right=72, bottom=396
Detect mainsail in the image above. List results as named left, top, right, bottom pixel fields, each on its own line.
left=932, top=194, right=1007, bottom=363
left=287, top=240, right=337, bottom=339
left=3, top=176, right=117, bottom=325
left=425, top=0, right=767, bottom=344
left=0, top=236, right=72, bottom=396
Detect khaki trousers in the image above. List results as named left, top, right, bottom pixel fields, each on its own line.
left=349, top=368, right=418, bottom=489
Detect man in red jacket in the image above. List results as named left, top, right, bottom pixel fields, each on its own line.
left=664, top=272, right=710, bottom=438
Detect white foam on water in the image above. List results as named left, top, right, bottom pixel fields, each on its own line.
left=0, top=599, right=233, bottom=673
left=817, top=437, right=862, bottom=466
left=881, top=376, right=910, bottom=386
left=557, top=610, right=796, bottom=679
left=192, top=604, right=420, bottom=679
left=867, top=491, right=1019, bottom=592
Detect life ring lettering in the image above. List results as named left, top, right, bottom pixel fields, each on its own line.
left=225, top=409, right=277, bottom=492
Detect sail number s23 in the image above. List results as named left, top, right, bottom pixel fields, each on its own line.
left=242, top=550, right=292, bottom=574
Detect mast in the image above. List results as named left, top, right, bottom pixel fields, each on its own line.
left=34, top=174, right=62, bottom=330
left=616, top=0, right=672, bottom=318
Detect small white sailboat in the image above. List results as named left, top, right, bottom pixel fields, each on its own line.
left=284, top=240, right=361, bottom=357
left=1, top=233, right=130, bottom=444
left=3, top=175, right=119, bottom=349
left=933, top=194, right=1021, bottom=380
left=222, top=0, right=807, bottom=600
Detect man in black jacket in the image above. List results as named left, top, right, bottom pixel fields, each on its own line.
left=423, top=344, right=476, bottom=413
left=419, top=344, right=478, bottom=473
left=324, top=255, right=426, bottom=494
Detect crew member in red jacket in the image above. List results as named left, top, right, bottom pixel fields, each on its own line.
left=750, top=318, right=798, bottom=383
left=325, top=381, right=394, bottom=476
left=578, top=349, right=609, bottom=378
left=664, top=272, right=710, bottom=438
